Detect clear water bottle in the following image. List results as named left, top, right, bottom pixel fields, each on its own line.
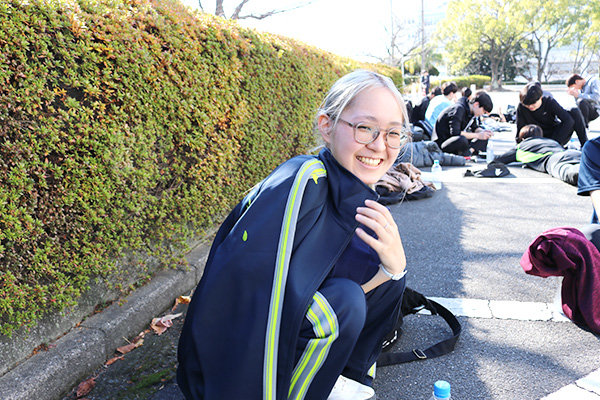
left=431, top=160, right=442, bottom=190
left=486, top=138, right=494, bottom=164
left=429, top=380, right=451, bottom=400
left=567, top=137, right=580, bottom=150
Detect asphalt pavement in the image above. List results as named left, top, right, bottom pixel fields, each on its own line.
left=2, top=86, right=600, bottom=400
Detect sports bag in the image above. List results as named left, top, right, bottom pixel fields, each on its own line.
left=377, top=287, right=462, bottom=366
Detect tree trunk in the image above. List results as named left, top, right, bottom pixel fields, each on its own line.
left=535, top=36, right=543, bottom=82
left=490, top=60, right=502, bottom=90
left=215, top=0, right=225, bottom=17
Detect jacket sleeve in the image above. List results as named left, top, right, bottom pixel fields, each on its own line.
left=580, top=78, right=600, bottom=104
left=449, top=106, right=466, bottom=137
left=550, top=98, right=574, bottom=139
left=516, top=105, right=527, bottom=140
left=494, top=147, right=517, bottom=164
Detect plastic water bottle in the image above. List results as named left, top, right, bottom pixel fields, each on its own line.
left=431, top=160, right=442, bottom=190
left=567, top=137, right=580, bottom=150
left=429, top=380, right=451, bottom=400
left=486, top=138, right=494, bottom=164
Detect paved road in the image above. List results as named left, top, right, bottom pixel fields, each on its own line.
left=63, top=88, right=600, bottom=400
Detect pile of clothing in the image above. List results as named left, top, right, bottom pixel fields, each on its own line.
left=375, top=162, right=435, bottom=205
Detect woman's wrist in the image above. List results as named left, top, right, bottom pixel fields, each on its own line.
left=379, top=263, right=407, bottom=281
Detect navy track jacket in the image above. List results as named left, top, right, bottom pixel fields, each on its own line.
left=177, top=148, right=378, bottom=400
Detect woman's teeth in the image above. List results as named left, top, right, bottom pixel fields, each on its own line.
left=357, top=156, right=381, bottom=166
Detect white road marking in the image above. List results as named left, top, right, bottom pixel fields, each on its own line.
left=423, top=297, right=570, bottom=322
left=419, top=297, right=600, bottom=399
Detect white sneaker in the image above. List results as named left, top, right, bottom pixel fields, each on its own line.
left=327, top=375, right=376, bottom=400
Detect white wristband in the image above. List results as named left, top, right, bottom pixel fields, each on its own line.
left=379, top=263, right=407, bottom=281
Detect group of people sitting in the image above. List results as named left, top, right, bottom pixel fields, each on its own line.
left=407, top=74, right=600, bottom=188
left=410, top=82, right=496, bottom=157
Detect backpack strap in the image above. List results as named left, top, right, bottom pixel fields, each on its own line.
left=377, top=294, right=462, bottom=366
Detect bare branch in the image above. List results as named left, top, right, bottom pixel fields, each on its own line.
left=198, top=0, right=204, bottom=11
left=236, top=1, right=314, bottom=20
left=231, top=0, right=251, bottom=19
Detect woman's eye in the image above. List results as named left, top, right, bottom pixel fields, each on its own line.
left=356, top=124, right=374, bottom=133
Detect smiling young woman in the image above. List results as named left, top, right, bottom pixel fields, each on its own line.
left=177, top=70, right=411, bottom=400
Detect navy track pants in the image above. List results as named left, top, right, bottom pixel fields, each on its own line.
left=292, top=277, right=406, bottom=400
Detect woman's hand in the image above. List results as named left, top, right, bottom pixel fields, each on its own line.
left=354, top=199, right=406, bottom=276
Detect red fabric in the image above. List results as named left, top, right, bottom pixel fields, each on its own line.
left=520, top=226, right=600, bottom=334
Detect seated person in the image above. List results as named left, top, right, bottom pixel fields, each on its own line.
left=433, top=89, right=494, bottom=156
left=495, top=124, right=580, bottom=186
left=460, top=86, right=472, bottom=101
left=577, top=135, right=600, bottom=250
left=516, top=81, right=587, bottom=147
left=566, top=74, right=600, bottom=127
left=410, top=86, right=441, bottom=123
left=424, top=81, right=458, bottom=127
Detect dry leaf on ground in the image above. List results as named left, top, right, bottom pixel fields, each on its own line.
left=150, top=312, right=183, bottom=335
left=105, top=355, right=124, bottom=366
left=116, top=338, right=144, bottom=354
left=75, top=377, right=95, bottom=398
left=171, top=295, right=191, bottom=311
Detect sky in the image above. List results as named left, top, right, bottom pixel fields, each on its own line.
left=178, top=0, right=423, bottom=62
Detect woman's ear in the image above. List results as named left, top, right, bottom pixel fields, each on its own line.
left=317, top=114, right=333, bottom=145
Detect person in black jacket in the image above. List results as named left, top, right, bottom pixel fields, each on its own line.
left=516, top=81, right=587, bottom=147
left=433, top=89, right=494, bottom=156
left=495, top=124, right=579, bottom=185
left=410, top=86, right=441, bottom=123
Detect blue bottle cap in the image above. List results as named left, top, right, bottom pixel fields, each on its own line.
left=433, top=380, right=451, bottom=399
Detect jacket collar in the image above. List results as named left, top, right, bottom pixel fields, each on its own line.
left=458, top=96, right=472, bottom=117
left=318, top=148, right=379, bottom=229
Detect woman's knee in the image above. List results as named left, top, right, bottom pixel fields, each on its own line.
left=319, top=278, right=367, bottom=337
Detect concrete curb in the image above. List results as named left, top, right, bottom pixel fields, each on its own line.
left=0, top=242, right=211, bottom=400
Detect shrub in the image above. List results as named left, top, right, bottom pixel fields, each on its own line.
left=0, top=0, right=402, bottom=336
left=431, top=75, right=492, bottom=90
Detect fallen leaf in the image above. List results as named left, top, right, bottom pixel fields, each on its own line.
left=133, top=330, right=148, bottom=342
left=171, top=295, right=191, bottom=311
left=76, top=377, right=95, bottom=397
left=116, top=338, right=144, bottom=354
left=150, top=312, right=183, bottom=335
left=105, top=355, right=124, bottom=366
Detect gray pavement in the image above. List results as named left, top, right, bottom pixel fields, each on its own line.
left=377, top=163, right=600, bottom=399
left=1, top=87, right=599, bottom=400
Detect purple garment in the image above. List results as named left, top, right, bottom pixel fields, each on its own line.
left=520, top=227, right=600, bottom=334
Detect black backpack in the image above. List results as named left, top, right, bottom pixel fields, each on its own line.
left=377, top=287, right=462, bottom=366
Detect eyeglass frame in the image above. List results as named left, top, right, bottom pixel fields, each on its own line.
left=337, top=117, right=411, bottom=149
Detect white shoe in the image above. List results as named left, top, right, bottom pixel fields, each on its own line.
left=327, top=375, right=376, bottom=400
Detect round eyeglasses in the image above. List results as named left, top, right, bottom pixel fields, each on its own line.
left=338, top=118, right=411, bottom=149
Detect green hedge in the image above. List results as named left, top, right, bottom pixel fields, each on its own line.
left=430, top=75, right=492, bottom=90
left=0, top=0, right=402, bottom=336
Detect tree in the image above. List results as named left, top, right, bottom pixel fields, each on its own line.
left=371, top=15, right=422, bottom=75
left=199, top=0, right=312, bottom=20
left=436, top=0, right=535, bottom=89
left=524, top=0, right=580, bottom=82
left=463, top=49, right=528, bottom=82
left=568, top=2, right=600, bottom=75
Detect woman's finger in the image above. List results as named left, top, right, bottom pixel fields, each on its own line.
left=355, top=207, right=389, bottom=227
left=355, top=213, right=394, bottom=236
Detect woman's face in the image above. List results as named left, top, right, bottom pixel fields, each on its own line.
left=319, top=87, right=405, bottom=186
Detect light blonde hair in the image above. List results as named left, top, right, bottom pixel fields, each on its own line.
left=315, top=69, right=410, bottom=135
